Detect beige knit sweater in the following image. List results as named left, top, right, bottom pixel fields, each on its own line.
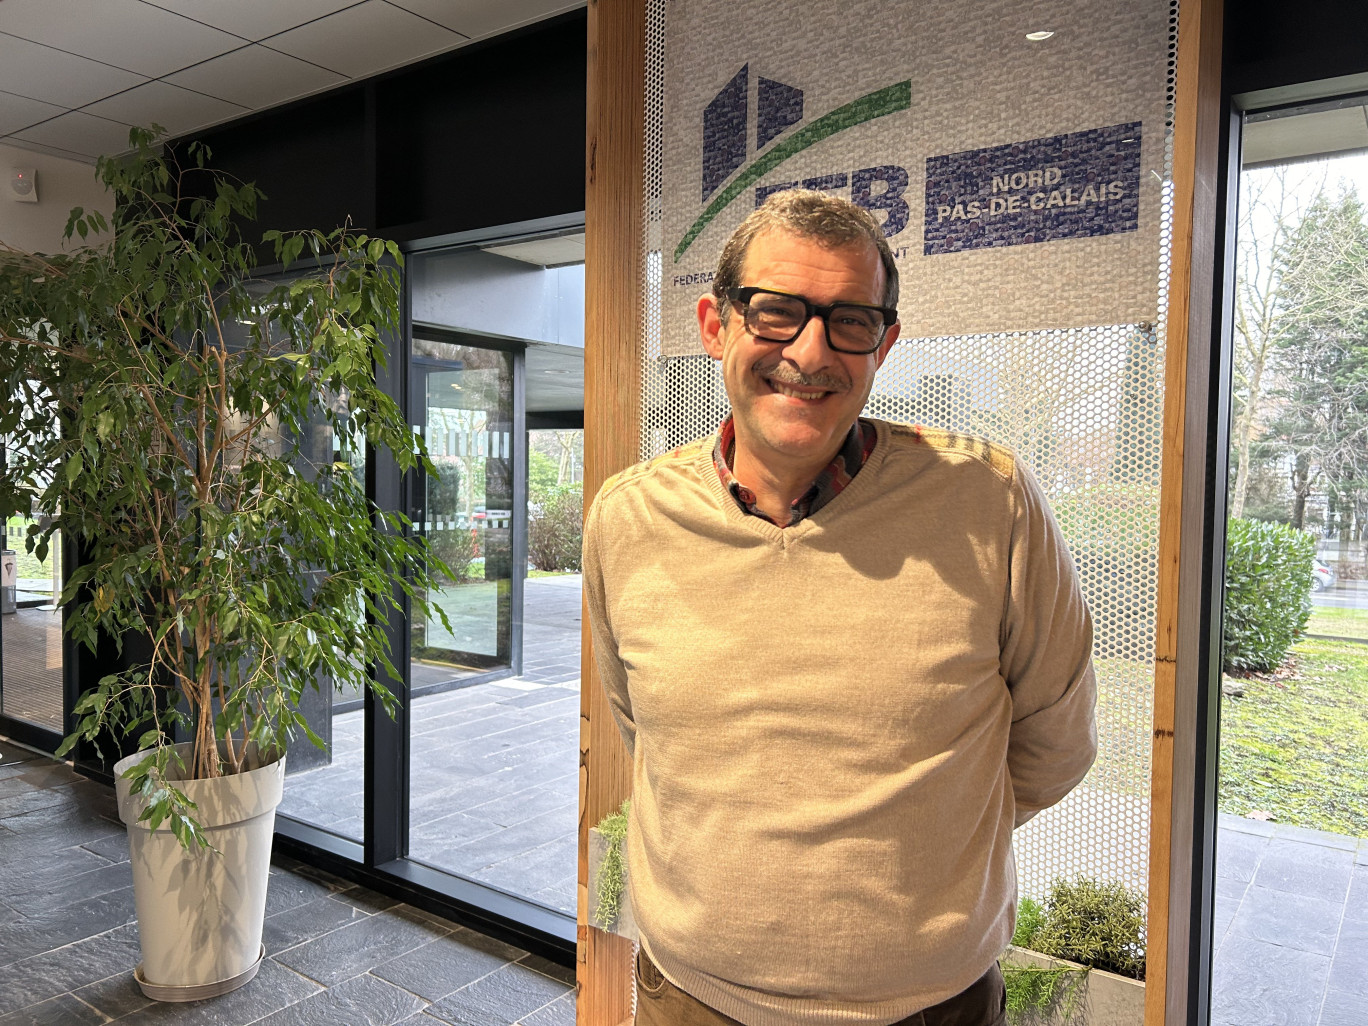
left=583, top=420, right=1097, bottom=1026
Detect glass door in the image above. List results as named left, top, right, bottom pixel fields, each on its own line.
left=410, top=337, right=516, bottom=686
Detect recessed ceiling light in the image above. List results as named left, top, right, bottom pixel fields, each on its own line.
left=1026, top=30, right=1055, bottom=41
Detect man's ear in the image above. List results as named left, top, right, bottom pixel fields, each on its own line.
left=873, top=320, right=901, bottom=371
left=697, top=293, right=726, bottom=361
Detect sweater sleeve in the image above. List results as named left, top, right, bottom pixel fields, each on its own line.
left=1001, top=457, right=1098, bottom=826
left=582, top=487, right=636, bottom=758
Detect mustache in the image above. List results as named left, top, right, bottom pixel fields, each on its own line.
left=759, top=363, right=850, bottom=393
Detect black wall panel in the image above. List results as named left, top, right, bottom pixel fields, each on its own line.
left=180, top=11, right=586, bottom=244
left=1226, top=0, right=1368, bottom=98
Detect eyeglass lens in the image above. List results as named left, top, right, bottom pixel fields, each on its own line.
left=744, top=292, right=884, bottom=353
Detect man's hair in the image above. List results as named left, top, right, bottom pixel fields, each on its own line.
left=711, top=189, right=899, bottom=321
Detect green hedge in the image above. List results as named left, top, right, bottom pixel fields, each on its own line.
left=529, top=484, right=583, bottom=573
left=1223, top=518, right=1315, bottom=675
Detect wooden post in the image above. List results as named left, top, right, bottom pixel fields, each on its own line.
left=1146, top=0, right=1225, bottom=1023
left=580, top=0, right=645, bottom=1022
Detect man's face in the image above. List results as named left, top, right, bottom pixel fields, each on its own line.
left=697, top=229, right=900, bottom=478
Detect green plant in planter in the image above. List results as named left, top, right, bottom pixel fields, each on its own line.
left=594, top=798, right=631, bottom=928
left=0, top=128, right=448, bottom=842
left=1004, top=878, right=1147, bottom=1024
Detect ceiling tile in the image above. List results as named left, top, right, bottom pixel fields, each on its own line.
left=265, top=0, right=466, bottom=79
left=82, top=81, right=247, bottom=138
left=166, top=45, right=347, bottom=111
left=141, top=0, right=365, bottom=43
left=0, top=0, right=242, bottom=78
left=385, top=0, right=582, bottom=40
left=12, top=111, right=134, bottom=159
left=0, top=33, right=147, bottom=108
left=0, top=90, right=65, bottom=136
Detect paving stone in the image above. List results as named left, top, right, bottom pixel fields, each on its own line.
left=0, top=842, right=111, bottom=898
left=249, top=972, right=425, bottom=1026
left=1228, top=886, right=1344, bottom=955
left=262, top=894, right=371, bottom=955
left=0, top=923, right=141, bottom=1016
left=1209, top=934, right=1330, bottom=1026
left=1342, top=864, right=1368, bottom=924
left=372, top=928, right=523, bottom=1002
left=394, top=1015, right=454, bottom=1026
left=1252, top=838, right=1355, bottom=903
left=0, top=992, right=105, bottom=1026
left=426, top=961, right=571, bottom=1026
left=103, top=957, right=321, bottom=1025
left=1326, top=915, right=1368, bottom=991
left=273, top=907, right=452, bottom=987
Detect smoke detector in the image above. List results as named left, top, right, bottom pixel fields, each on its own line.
left=11, top=168, right=37, bottom=202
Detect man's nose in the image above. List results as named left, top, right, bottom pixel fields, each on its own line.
left=779, top=314, right=832, bottom=369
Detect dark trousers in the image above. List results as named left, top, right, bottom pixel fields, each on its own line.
left=634, top=949, right=1007, bottom=1026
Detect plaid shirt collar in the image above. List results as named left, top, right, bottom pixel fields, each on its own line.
left=712, top=416, right=876, bottom=527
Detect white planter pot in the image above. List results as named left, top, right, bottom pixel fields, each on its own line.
left=114, top=742, right=285, bottom=1001
left=1003, top=946, right=1145, bottom=1026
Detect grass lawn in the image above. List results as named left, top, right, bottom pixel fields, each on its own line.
left=1219, top=637, right=1368, bottom=837
left=5, top=516, right=56, bottom=580
left=1307, top=604, right=1368, bottom=641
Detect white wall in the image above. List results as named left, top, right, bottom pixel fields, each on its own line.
left=0, top=145, right=113, bottom=255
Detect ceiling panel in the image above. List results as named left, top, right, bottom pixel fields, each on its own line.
left=12, top=111, right=135, bottom=159
left=166, top=46, right=347, bottom=111
left=0, top=33, right=147, bottom=109
left=0, top=90, right=65, bottom=137
left=142, top=0, right=364, bottom=42
left=265, top=1, right=467, bottom=79
left=386, top=0, right=581, bottom=39
left=0, top=0, right=241, bottom=78
left=82, top=81, right=248, bottom=139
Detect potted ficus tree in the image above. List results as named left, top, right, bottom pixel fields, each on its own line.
left=0, top=128, right=448, bottom=1000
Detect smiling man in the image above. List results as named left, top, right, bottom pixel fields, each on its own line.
left=583, top=190, right=1097, bottom=1026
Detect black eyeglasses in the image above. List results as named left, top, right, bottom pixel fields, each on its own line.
left=726, top=286, right=897, bottom=355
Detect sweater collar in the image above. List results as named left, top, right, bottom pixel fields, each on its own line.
left=712, top=416, right=876, bottom=527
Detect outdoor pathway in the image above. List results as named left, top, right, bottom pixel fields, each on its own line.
left=0, top=737, right=574, bottom=1026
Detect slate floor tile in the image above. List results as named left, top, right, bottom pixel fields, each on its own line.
left=1253, top=838, right=1355, bottom=903
left=0, top=923, right=141, bottom=1016
left=249, top=972, right=425, bottom=1026
left=1343, top=864, right=1368, bottom=923
left=0, top=993, right=105, bottom=1026
left=517, top=993, right=575, bottom=1026
left=334, top=884, right=403, bottom=914
left=105, top=958, right=321, bottom=1025
left=1228, top=886, right=1344, bottom=955
left=426, top=962, right=571, bottom=1026
left=81, top=830, right=132, bottom=865
left=517, top=954, right=575, bottom=986
left=1326, top=916, right=1368, bottom=990
left=1319, top=987, right=1364, bottom=1026
left=262, top=894, right=371, bottom=955
left=7, top=860, right=133, bottom=916
left=372, top=928, right=525, bottom=1002
left=72, top=971, right=156, bottom=1020
left=264, top=866, right=343, bottom=917
left=0, top=887, right=137, bottom=969
left=1210, top=935, right=1330, bottom=1026
left=274, top=906, right=452, bottom=987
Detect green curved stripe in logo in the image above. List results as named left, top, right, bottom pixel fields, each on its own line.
left=674, top=79, right=912, bottom=263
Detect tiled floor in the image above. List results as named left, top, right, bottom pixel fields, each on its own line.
left=1210, top=814, right=1368, bottom=1026
left=278, top=575, right=583, bottom=915
left=0, top=737, right=575, bottom=1026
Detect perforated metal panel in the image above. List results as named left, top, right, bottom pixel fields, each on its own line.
left=640, top=0, right=1177, bottom=909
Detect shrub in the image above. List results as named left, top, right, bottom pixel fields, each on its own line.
left=1223, top=517, right=1315, bottom=674
left=529, top=484, right=583, bottom=572
left=429, top=525, right=477, bottom=584
left=1030, top=877, right=1147, bottom=981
